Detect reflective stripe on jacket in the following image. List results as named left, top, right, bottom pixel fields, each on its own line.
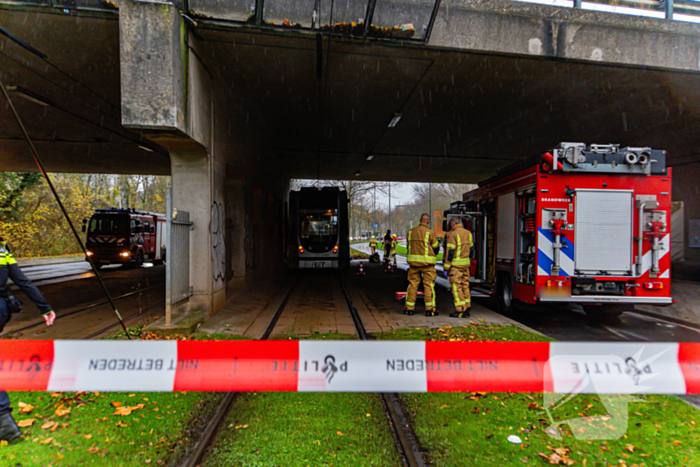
left=444, top=224, right=472, bottom=268
left=406, top=223, right=439, bottom=266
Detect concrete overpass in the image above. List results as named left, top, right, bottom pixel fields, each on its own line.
left=1, top=0, right=700, bottom=315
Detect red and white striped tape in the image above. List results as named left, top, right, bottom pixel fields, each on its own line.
left=1, top=341, right=698, bottom=394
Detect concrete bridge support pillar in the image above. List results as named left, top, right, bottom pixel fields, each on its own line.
left=119, top=0, right=228, bottom=322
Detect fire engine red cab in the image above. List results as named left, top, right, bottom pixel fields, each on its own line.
left=446, top=143, right=673, bottom=317
left=83, top=209, right=167, bottom=269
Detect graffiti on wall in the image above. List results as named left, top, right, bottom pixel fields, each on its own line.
left=211, top=201, right=226, bottom=282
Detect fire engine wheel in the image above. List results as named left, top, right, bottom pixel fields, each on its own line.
left=135, top=252, right=144, bottom=268
left=496, top=273, right=515, bottom=314
left=583, top=304, right=626, bottom=319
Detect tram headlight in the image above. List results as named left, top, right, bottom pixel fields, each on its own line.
left=333, top=245, right=338, bottom=254
left=298, top=245, right=304, bottom=255
left=120, top=251, right=130, bottom=257
left=86, top=251, right=93, bottom=256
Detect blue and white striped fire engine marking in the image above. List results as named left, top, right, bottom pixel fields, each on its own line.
left=537, top=227, right=575, bottom=277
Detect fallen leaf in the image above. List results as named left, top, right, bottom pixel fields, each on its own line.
left=83, top=434, right=93, bottom=440
left=625, top=443, right=636, bottom=452
left=0, top=440, right=7, bottom=447
left=87, top=446, right=100, bottom=453
left=110, top=401, right=122, bottom=408
left=528, top=402, right=540, bottom=410
left=478, top=318, right=486, bottom=322
left=17, top=419, right=35, bottom=428
left=673, top=440, right=681, bottom=446
left=41, top=421, right=58, bottom=430
left=113, top=404, right=145, bottom=416
left=40, top=438, right=54, bottom=445
left=18, top=402, right=34, bottom=415
left=336, top=431, right=344, bottom=436
left=470, top=320, right=478, bottom=325
left=116, top=421, right=129, bottom=428
left=50, top=392, right=63, bottom=398
left=54, top=406, right=71, bottom=417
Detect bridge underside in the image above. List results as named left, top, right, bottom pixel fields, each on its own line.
left=1, top=7, right=700, bottom=182
left=1, top=3, right=700, bottom=318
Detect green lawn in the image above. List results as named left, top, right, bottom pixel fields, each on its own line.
left=3, top=391, right=222, bottom=466
left=377, top=325, right=700, bottom=467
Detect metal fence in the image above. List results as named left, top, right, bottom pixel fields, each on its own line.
left=165, top=188, right=194, bottom=325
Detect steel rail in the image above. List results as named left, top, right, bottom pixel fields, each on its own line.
left=84, top=300, right=165, bottom=340
left=0, top=284, right=165, bottom=337
left=338, top=278, right=424, bottom=467
left=178, top=279, right=300, bottom=467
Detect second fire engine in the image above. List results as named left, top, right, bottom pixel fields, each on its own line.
left=445, top=143, right=673, bottom=317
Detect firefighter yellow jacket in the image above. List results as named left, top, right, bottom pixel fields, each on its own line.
left=406, top=222, right=439, bottom=266
left=444, top=224, right=472, bottom=269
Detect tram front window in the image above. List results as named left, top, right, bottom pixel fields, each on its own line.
left=300, top=209, right=338, bottom=252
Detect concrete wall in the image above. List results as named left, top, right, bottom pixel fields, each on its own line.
left=672, top=161, right=700, bottom=265
left=433, top=0, right=700, bottom=71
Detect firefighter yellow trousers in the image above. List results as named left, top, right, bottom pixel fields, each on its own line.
left=448, top=266, right=471, bottom=312
left=406, top=265, right=437, bottom=311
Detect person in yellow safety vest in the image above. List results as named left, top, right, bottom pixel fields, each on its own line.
left=0, top=238, right=57, bottom=442
left=405, top=214, right=440, bottom=317
left=390, top=235, right=397, bottom=259
left=369, top=236, right=377, bottom=255
left=443, top=218, right=473, bottom=318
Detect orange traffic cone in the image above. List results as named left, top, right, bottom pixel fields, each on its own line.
left=393, top=256, right=397, bottom=271
left=386, top=261, right=392, bottom=273
left=358, top=262, right=366, bottom=275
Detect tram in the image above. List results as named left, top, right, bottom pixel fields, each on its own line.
left=287, top=187, right=350, bottom=269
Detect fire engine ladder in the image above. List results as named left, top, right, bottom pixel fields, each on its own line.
left=165, top=188, right=195, bottom=325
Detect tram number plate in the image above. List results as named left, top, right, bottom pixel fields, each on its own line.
left=312, top=262, right=327, bottom=268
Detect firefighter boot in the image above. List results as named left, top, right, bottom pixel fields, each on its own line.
left=425, top=310, right=439, bottom=317
left=404, top=309, right=414, bottom=316
left=449, top=308, right=470, bottom=319
left=0, top=413, right=21, bottom=442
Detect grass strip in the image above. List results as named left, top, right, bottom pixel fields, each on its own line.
left=202, top=331, right=401, bottom=466
left=203, top=392, right=400, bottom=467
left=377, top=325, right=700, bottom=466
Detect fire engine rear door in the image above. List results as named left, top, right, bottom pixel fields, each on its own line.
left=574, top=189, right=634, bottom=276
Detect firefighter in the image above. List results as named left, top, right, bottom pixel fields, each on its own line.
left=369, top=236, right=377, bottom=255
left=443, top=219, right=473, bottom=318
left=0, top=238, right=56, bottom=442
left=390, top=235, right=398, bottom=259
left=383, top=230, right=393, bottom=261
left=405, top=214, right=440, bottom=316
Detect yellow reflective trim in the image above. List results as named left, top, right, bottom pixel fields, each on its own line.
left=406, top=255, right=437, bottom=264
left=446, top=243, right=456, bottom=249
left=424, top=231, right=430, bottom=258
left=426, top=281, right=436, bottom=306
left=432, top=241, right=439, bottom=248
left=453, top=258, right=470, bottom=266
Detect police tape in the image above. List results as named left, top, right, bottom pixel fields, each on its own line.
left=0, top=340, right=698, bottom=394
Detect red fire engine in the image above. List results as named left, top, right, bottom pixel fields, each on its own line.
left=83, top=209, right=167, bottom=269
left=445, top=143, right=673, bottom=317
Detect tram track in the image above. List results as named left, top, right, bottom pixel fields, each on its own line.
left=0, top=283, right=165, bottom=338
left=180, top=273, right=425, bottom=467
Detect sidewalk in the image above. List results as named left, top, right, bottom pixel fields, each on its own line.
left=636, top=279, right=700, bottom=328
